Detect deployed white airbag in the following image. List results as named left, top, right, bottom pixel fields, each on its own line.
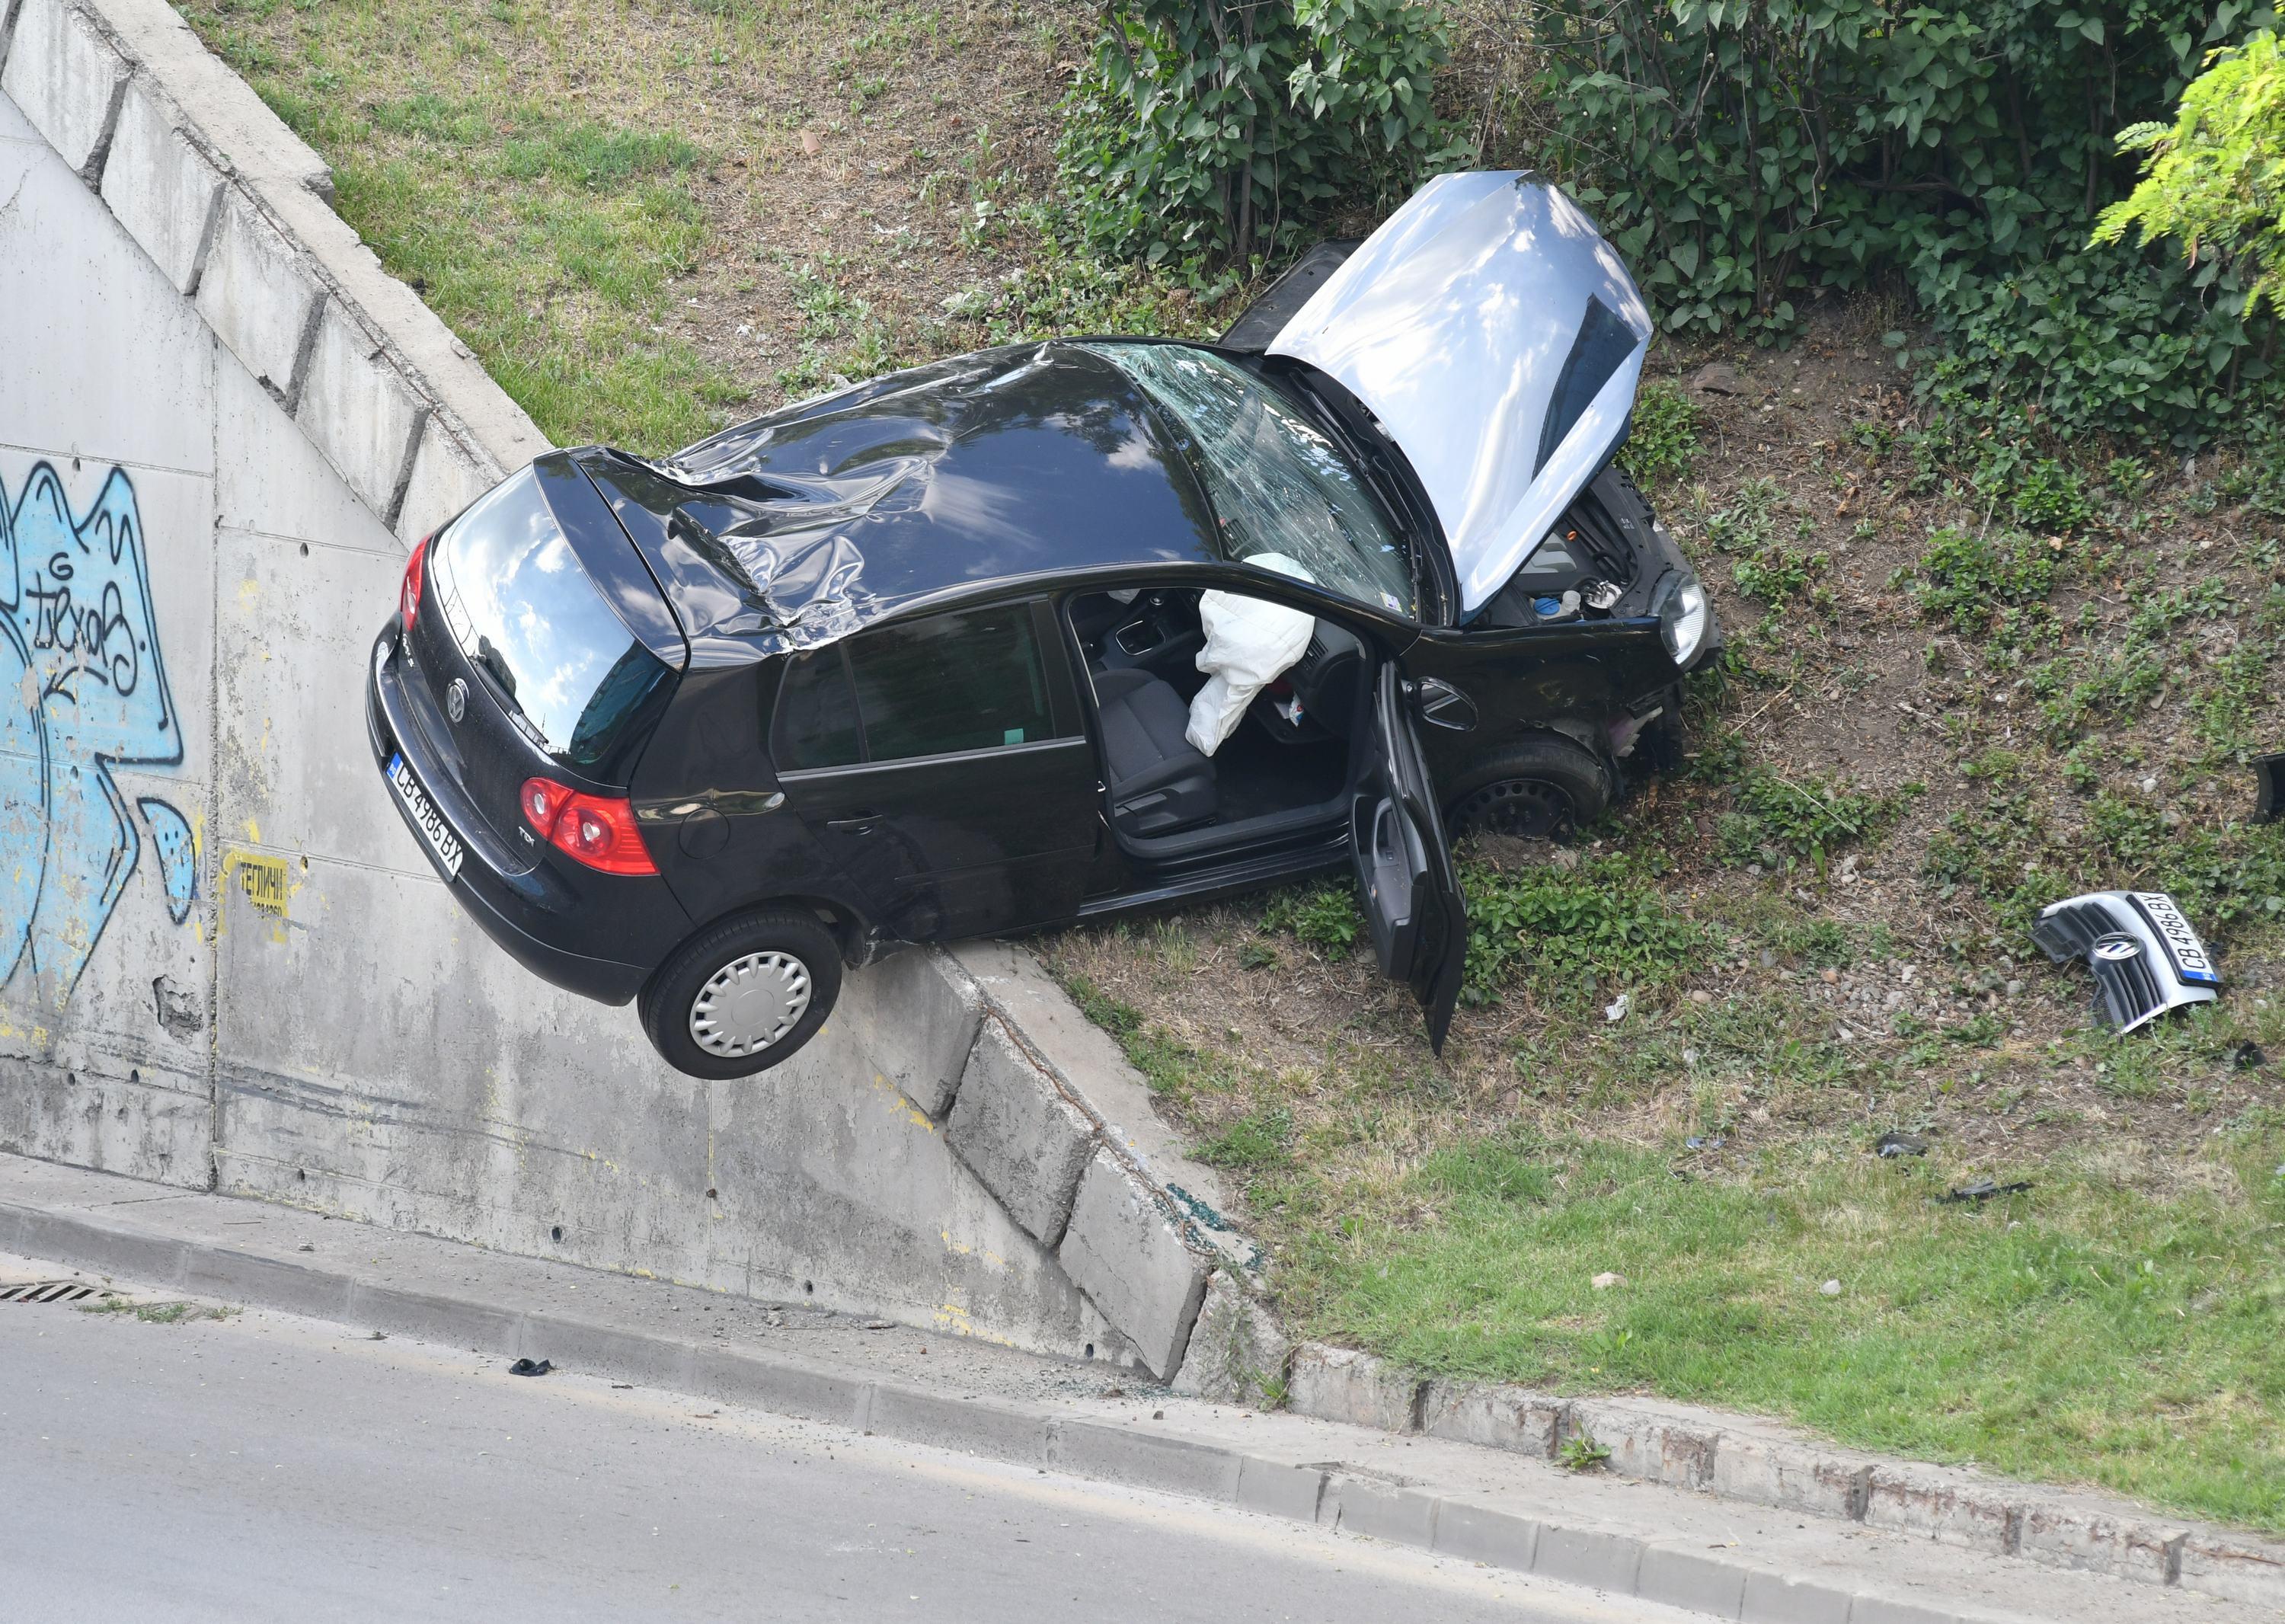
left=1187, top=555, right=1315, bottom=755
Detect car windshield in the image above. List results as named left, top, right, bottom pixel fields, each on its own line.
left=427, top=467, right=671, bottom=769
left=1080, top=343, right=1415, bottom=618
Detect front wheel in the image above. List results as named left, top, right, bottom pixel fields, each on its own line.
left=1444, top=736, right=1613, bottom=842
left=640, top=909, right=843, bottom=1079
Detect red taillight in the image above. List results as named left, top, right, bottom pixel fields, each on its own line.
left=519, top=776, right=657, bottom=876
left=400, top=533, right=430, bottom=631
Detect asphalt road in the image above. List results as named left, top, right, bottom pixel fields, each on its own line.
left=0, top=1291, right=1686, bottom=1623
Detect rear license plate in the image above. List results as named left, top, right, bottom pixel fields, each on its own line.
left=2132, top=890, right=2218, bottom=986
left=388, top=752, right=465, bottom=881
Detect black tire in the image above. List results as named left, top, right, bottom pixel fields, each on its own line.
left=639, top=909, right=843, bottom=1079
left=1444, top=735, right=1613, bottom=842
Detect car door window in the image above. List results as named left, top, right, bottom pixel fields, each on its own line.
left=846, top=603, right=1058, bottom=762
left=772, top=648, right=862, bottom=770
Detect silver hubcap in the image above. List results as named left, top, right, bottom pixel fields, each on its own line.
left=689, top=951, right=812, bottom=1057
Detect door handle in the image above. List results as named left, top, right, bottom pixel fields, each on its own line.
left=824, top=815, right=880, bottom=833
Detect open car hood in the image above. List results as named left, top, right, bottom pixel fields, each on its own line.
left=1266, top=173, right=1653, bottom=618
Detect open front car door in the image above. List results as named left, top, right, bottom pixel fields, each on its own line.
left=1353, top=664, right=1468, bottom=1052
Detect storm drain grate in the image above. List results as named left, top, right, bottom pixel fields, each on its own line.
left=1, top=1280, right=104, bottom=1304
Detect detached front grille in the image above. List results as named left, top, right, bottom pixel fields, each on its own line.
left=2031, top=890, right=2219, bottom=1034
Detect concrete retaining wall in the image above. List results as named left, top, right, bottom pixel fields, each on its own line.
left=0, top=0, right=1254, bottom=1380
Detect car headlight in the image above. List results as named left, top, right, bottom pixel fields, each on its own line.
left=1654, top=570, right=1708, bottom=667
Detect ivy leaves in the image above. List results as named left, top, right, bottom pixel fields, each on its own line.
left=1055, top=0, right=1468, bottom=273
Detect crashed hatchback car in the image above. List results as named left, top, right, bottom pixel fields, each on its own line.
left=366, top=172, right=1718, bottom=1078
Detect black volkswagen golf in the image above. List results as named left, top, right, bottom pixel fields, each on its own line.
left=366, top=174, right=1718, bottom=1078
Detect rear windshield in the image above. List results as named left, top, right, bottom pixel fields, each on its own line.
left=427, top=468, right=671, bottom=769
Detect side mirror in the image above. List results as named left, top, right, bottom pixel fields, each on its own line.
left=1410, top=676, right=1477, bottom=732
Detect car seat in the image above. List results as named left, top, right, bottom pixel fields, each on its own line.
left=1093, top=668, right=1218, bottom=836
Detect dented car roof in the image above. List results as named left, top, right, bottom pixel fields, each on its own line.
left=573, top=344, right=1229, bottom=666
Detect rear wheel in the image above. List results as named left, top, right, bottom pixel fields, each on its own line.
left=1445, top=736, right=1612, bottom=842
left=640, top=909, right=842, bottom=1079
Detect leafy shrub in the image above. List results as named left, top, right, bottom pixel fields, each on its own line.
left=1523, top=0, right=2276, bottom=442
left=1718, top=771, right=1919, bottom=872
left=1909, top=529, right=2063, bottom=634
left=1731, top=542, right=1827, bottom=607
left=1056, top=0, right=1468, bottom=270
left=1459, top=855, right=1706, bottom=1005
left=1263, top=884, right=1363, bottom=958
left=2097, top=30, right=2285, bottom=319
left=1619, top=381, right=1700, bottom=485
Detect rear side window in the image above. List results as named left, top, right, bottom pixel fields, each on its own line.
left=429, top=467, right=671, bottom=769
left=852, top=605, right=1054, bottom=761
left=770, top=603, right=1059, bottom=769
left=772, top=650, right=861, bottom=770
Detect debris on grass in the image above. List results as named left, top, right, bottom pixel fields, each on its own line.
left=1937, top=1178, right=2033, bottom=1205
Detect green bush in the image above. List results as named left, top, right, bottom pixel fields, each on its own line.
left=1619, top=381, right=1701, bottom=484
left=2098, top=30, right=2285, bottom=319
left=1056, top=0, right=1468, bottom=270
left=1718, top=771, right=1919, bottom=872
left=1263, top=884, right=1364, bottom=958
left=1909, top=528, right=2065, bottom=633
left=1459, top=855, right=1706, bottom=1005
left=1526, top=0, right=2277, bottom=443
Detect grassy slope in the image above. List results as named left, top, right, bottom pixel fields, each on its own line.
left=181, top=0, right=1226, bottom=454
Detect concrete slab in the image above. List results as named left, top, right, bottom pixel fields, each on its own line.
left=1170, top=1268, right=1287, bottom=1405
left=193, top=190, right=320, bottom=406
left=394, top=415, right=497, bottom=543
left=833, top=948, right=982, bottom=1120
left=944, top=1021, right=1094, bottom=1245
left=2, top=0, right=129, bottom=181
left=1290, top=1343, right=1421, bottom=1434
left=214, top=351, right=401, bottom=555
left=1421, top=1379, right=1565, bottom=1458
left=99, top=74, right=221, bottom=296
left=1057, top=1149, right=1209, bottom=1380
left=293, top=296, right=428, bottom=523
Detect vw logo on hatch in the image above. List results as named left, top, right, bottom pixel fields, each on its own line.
left=2092, top=935, right=2142, bottom=962
left=445, top=677, right=468, bottom=724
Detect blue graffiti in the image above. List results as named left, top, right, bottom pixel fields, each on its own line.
left=2, top=462, right=194, bottom=1007
left=138, top=797, right=197, bottom=926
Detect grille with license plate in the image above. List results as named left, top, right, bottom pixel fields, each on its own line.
left=2031, top=888, right=2219, bottom=1033
left=388, top=751, right=465, bottom=880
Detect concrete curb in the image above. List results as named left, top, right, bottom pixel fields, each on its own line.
left=2, top=0, right=548, bottom=545
left=1284, top=1342, right=2285, bottom=1609
left=2, top=1172, right=2208, bottom=1624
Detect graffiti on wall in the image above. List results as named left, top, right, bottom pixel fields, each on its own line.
left=2, top=461, right=197, bottom=1010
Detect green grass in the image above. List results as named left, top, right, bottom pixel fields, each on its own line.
left=175, top=0, right=1229, bottom=454
left=1277, top=1127, right=2285, bottom=1533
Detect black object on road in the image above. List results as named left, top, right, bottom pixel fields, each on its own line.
left=508, top=1357, right=553, bottom=1377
